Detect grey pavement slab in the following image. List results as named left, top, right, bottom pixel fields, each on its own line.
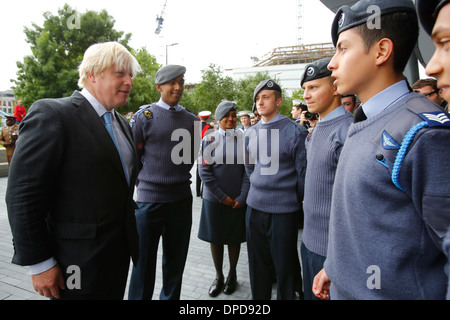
left=0, top=168, right=300, bottom=300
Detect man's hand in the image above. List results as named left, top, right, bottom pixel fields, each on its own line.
left=31, top=264, right=66, bottom=299
left=313, top=268, right=331, bottom=300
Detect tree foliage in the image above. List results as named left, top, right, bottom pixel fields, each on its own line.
left=13, top=4, right=298, bottom=119
left=188, top=64, right=235, bottom=115
left=13, top=4, right=132, bottom=106
left=119, top=47, right=161, bottom=114
left=234, top=72, right=271, bottom=112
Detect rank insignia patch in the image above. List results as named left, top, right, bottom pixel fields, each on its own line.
left=144, top=110, right=153, bottom=119
left=418, top=112, right=450, bottom=127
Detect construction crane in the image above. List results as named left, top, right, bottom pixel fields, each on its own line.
left=155, top=0, right=168, bottom=35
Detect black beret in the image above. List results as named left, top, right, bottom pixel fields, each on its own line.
left=301, top=58, right=332, bottom=87
left=416, top=0, right=450, bottom=35
left=331, top=0, right=416, bottom=46
left=155, top=65, right=186, bottom=84
left=252, top=79, right=282, bottom=112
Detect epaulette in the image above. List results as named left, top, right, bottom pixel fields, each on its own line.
left=372, top=94, right=450, bottom=191
left=129, top=104, right=153, bottom=128
left=184, top=107, right=198, bottom=118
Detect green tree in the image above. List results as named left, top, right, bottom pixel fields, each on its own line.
left=119, top=47, right=161, bottom=114
left=234, top=72, right=294, bottom=117
left=190, top=64, right=235, bottom=114
left=234, top=72, right=270, bottom=112
left=13, top=4, right=131, bottom=107
left=291, top=88, right=305, bottom=101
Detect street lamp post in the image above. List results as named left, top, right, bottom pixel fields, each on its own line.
left=166, top=43, right=179, bottom=65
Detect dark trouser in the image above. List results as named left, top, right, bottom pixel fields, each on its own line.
left=196, top=169, right=202, bottom=197
left=300, top=242, right=326, bottom=300
left=128, top=196, right=192, bottom=300
left=246, top=207, right=302, bottom=300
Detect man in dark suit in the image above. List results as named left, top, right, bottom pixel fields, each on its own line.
left=6, top=42, right=141, bottom=300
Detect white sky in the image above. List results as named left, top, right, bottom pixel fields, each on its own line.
left=1, top=0, right=336, bottom=90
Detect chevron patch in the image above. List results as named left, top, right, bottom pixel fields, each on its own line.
left=418, top=112, right=450, bottom=127
left=382, top=130, right=400, bottom=150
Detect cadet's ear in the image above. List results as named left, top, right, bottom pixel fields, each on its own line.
left=374, top=38, right=394, bottom=67
left=276, top=97, right=283, bottom=108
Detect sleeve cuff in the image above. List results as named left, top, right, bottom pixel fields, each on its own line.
left=28, top=258, right=58, bottom=275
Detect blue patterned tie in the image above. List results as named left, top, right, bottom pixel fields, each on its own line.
left=102, top=112, right=129, bottom=184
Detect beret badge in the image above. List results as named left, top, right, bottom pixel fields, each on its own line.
left=338, top=13, right=345, bottom=28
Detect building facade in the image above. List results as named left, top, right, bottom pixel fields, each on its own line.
left=0, top=90, right=16, bottom=115
left=225, top=43, right=335, bottom=96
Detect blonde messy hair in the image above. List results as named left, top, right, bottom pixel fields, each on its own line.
left=78, top=41, right=142, bottom=88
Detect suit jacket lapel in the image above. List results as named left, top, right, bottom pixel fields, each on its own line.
left=113, top=109, right=138, bottom=185
left=114, top=110, right=133, bottom=145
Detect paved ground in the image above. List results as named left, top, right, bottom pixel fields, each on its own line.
left=0, top=169, right=302, bottom=300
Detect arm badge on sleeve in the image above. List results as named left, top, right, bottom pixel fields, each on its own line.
left=144, top=110, right=153, bottom=120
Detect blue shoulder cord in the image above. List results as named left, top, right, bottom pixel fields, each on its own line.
left=391, top=121, right=428, bottom=191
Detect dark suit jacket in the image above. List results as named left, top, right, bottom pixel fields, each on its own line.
left=6, top=91, right=139, bottom=298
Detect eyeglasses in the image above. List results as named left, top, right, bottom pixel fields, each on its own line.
left=414, top=90, right=439, bottom=97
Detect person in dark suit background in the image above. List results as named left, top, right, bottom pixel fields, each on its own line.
left=6, top=41, right=142, bottom=300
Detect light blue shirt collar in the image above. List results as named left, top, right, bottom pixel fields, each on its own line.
left=361, top=80, right=410, bottom=119
left=218, top=127, right=236, bottom=136
left=260, top=112, right=283, bottom=124
left=80, top=88, right=110, bottom=118
left=321, top=105, right=347, bottom=121
left=157, top=98, right=181, bottom=111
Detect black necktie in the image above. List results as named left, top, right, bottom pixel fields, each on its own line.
left=169, top=107, right=175, bottom=111
left=354, top=105, right=367, bottom=123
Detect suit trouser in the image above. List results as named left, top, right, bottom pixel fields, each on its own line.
left=246, top=207, right=302, bottom=300
left=128, top=196, right=192, bottom=300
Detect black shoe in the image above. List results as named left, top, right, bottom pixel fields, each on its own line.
left=223, top=276, right=237, bottom=295
left=208, top=278, right=224, bottom=297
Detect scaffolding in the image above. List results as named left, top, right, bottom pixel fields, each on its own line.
left=253, top=43, right=336, bottom=67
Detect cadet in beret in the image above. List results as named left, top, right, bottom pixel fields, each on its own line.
left=313, top=0, right=450, bottom=300
left=417, top=0, right=450, bottom=300
left=245, top=79, right=307, bottom=300
left=129, top=65, right=198, bottom=300
left=420, top=0, right=450, bottom=104
left=197, top=101, right=249, bottom=297
left=300, top=57, right=353, bottom=300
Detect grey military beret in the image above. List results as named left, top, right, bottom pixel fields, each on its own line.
left=331, top=0, right=416, bottom=46
left=252, top=79, right=282, bottom=112
left=301, top=58, right=332, bottom=87
left=155, top=64, right=186, bottom=84
left=416, top=0, right=450, bottom=35
left=215, top=101, right=238, bottom=121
